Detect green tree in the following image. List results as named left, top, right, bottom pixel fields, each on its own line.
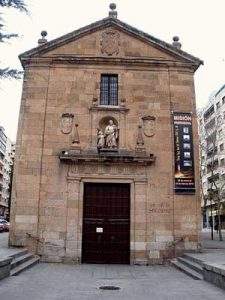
left=0, top=0, right=27, bottom=78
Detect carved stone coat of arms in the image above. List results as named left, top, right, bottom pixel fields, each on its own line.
left=60, top=113, right=74, bottom=134
left=100, top=29, right=120, bottom=56
left=142, top=116, right=156, bottom=137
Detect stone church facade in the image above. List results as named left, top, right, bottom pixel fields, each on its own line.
left=9, top=6, right=203, bottom=264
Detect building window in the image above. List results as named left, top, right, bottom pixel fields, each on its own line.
left=222, top=96, right=225, bottom=105
left=220, top=143, right=224, bottom=151
left=100, top=74, right=118, bottom=106
left=216, top=102, right=220, bottom=110
left=220, top=158, right=225, bottom=166
left=0, top=152, right=4, bottom=161
left=203, top=105, right=214, bottom=120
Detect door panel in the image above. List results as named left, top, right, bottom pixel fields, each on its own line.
left=82, top=183, right=130, bottom=264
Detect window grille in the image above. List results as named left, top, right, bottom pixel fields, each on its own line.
left=100, top=74, right=118, bottom=105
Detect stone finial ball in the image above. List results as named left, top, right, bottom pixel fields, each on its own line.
left=41, top=30, right=48, bottom=38
left=110, top=3, right=116, bottom=10
left=173, top=36, right=179, bottom=42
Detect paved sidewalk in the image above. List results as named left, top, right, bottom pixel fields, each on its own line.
left=0, top=233, right=23, bottom=259
left=186, top=249, right=225, bottom=266
left=0, top=263, right=225, bottom=300
left=197, top=229, right=225, bottom=265
left=0, top=231, right=224, bottom=299
left=201, top=229, right=225, bottom=249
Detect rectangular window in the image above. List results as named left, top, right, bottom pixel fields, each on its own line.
left=220, top=143, right=224, bottom=151
left=100, top=74, right=118, bottom=106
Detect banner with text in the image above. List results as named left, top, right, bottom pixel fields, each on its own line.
left=173, top=112, right=195, bottom=194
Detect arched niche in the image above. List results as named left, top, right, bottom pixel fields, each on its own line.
left=99, top=116, right=118, bottom=131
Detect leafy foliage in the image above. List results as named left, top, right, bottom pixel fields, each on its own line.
left=0, top=67, right=23, bottom=79
left=0, top=0, right=27, bottom=78
left=0, top=24, right=18, bottom=42
left=0, top=0, right=27, bottom=12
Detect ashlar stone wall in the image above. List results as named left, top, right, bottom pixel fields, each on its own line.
left=9, top=24, right=201, bottom=264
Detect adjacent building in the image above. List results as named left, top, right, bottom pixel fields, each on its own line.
left=10, top=5, right=202, bottom=264
left=199, top=84, right=225, bottom=229
left=0, top=126, right=15, bottom=220
left=0, top=126, right=7, bottom=217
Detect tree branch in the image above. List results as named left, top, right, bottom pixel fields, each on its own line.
left=0, top=0, right=27, bottom=13
left=0, top=68, right=23, bottom=79
left=0, top=31, right=18, bottom=42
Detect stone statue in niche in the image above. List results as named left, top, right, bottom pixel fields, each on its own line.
left=60, top=113, right=74, bottom=134
left=105, top=120, right=118, bottom=148
left=97, top=129, right=105, bottom=148
left=97, top=120, right=119, bottom=149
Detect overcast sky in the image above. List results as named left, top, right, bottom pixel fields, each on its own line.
left=0, top=0, right=225, bottom=141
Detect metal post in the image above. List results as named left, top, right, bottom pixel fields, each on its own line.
left=210, top=201, right=214, bottom=240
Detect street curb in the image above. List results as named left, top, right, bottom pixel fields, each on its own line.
left=203, top=262, right=225, bottom=290
left=0, top=257, right=13, bottom=280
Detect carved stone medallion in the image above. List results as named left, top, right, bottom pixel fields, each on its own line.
left=100, top=30, right=120, bottom=56
left=142, top=116, right=156, bottom=137
left=60, top=113, right=74, bottom=134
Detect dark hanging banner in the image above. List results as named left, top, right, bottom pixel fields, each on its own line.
left=173, top=112, right=195, bottom=194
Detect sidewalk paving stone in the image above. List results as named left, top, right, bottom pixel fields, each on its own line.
left=0, top=263, right=225, bottom=300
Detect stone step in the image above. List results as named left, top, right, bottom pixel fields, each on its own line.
left=177, top=257, right=203, bottom=275
left=10, top=253, right=34, bottom=270
left=171, top=259, right=203, bottom=280
left=9, top=249, right=29, bottom=260
left=10, top=256, right=39, bottom=276
left=182, top=254, right=204, bottom=266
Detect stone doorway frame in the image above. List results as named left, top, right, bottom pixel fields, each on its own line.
left=64, top=174, right=148, bottom=265
left=82, top=182, right=131, bottom=264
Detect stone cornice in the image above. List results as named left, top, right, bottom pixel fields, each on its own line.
left=59, top=149, right=155, bottom=166
left=89, top=105, right=129, bottom=113
left=21, top=56, right=198, bottom=71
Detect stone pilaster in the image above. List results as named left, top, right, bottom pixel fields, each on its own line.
left=64, top=179, right=81, bottom=263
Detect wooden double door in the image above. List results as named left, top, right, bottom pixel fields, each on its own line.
left=82, top=183, right=130, bottom=264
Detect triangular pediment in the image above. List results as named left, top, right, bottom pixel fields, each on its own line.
left=20, top=17, right=203, bottom=67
